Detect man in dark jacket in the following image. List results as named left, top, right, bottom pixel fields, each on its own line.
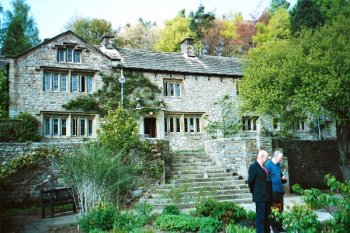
left=248, top=150, right=272, bottom=233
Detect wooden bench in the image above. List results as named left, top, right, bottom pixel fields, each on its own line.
left=40, top=187, right=77, bottom=218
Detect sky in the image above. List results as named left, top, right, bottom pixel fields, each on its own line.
left=0, top=0, right=294, bottom=40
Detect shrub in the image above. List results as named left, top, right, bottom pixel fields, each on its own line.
left=154, top=214, right=221, bottom=232
left=225, top=223, right=255, bottom=233
left=133, top=202, right=154, bottom=225
left=79, top=203, right=119, bottom=232
left=15, top=112, right=41, bottom=141
left=194, top=199, right=247, bottom=223
left=162, top=205, right=181, bottom=215
left=291, top=174, right=350, bottom=232
left=272, top=204, right=320, bottom=233
left=0, top=112, right=41, bottom=142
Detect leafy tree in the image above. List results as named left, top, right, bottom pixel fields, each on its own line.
left=290, top=0, right=325, bottom=36
left=0, top=68, right=8, bottom=118
left=0, top=0, right=40, bottom=56
left=269, top=0, right=290, bottom=13
left=316, top=0, right=350, bottom=21
left=203, top=16, right=238, bottom=56
left=154, top=11, right=194, bottom=52
left=189, top=4, right=216, bottom=53
left=254, top=8, right=291, bottom=45
left=65, top=16, right=115, bottom=45
left=230, top=12, right=268, bottom=55
left=115, top=18, right=159, bottom=50
left=240, top=16, right=350, bottom=180
left=98, top=106, right=139, bottom=154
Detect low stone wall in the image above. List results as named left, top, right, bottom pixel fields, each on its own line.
left=0, top=142, right=83, bottom=207
left=204, top=137, right=257, bottom=179
left=0, top=141, right=82, bottom=163
left=0, top=140, right=169, bottom=208
left=275, top=139, right=343, bottom=189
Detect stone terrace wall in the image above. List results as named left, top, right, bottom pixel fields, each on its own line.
left=275, top=139, right=343, bottom=189
left=0, top=142, right=83, bottom=207
left=204, top=138, right=258, bottom=179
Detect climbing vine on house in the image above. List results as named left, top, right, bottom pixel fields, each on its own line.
left=62, top=71, right=162, bottom=116
left=206, top=94, right=241, bottom=138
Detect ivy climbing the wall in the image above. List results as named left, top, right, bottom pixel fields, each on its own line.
left=62, top=71, right=162, bottom=116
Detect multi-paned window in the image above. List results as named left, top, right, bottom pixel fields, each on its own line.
left=163, top=80, right=182, bottom=97
left=43, top=115, right=94, bottom=137
left=164, top=114, right=202, bottom=133
left=71, top=74, right=93, bottom=93
left=293, top=118, right=307, bottom=131
left=44, top=116, right=68, bottom=137
left=43, top=72, right=93, bottom=93
left=71, top=116, right=94, bottom=137
left=43, top=72, right=68, bottom=92
left=242, top=116, right=258, bottom=131
left=57, top=48, right=81, bottom=63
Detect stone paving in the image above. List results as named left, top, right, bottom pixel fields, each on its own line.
left=0, top=195, right=333, bottom=233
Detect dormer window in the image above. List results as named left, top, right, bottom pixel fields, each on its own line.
left=56, top=47, right=82, bottom=63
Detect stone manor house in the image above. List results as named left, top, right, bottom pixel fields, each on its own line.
left=1, top=31, right=336, bottom=151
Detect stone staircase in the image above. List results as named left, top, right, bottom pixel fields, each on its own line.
left=140, top=151, right=252, bottom=213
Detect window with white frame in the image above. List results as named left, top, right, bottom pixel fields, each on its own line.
left=57, top=48, right=81, bottom=63
left=71, top=74, right=93, bottom=93
left=164, top=114, right=202, bottom=134
left=44, top=115, right=94, bottom=138
left=163, top=80, right=182, bottom=97
left=43, top=72, right=93, bottom=93
left=43, top=72, right=68, bottom=92
left=71, top=116, right=94, bottom=137
left=44, top=116, right=68, bottom=137
left=242, top=116, right=258, bottom=131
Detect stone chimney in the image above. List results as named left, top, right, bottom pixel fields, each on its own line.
left=180, top=38, right=195, bottom=57
left=100, top=35, right=115, bottom=49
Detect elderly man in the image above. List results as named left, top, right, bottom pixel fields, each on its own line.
left=248, top=150, right=272, bottom=233
left=265, top=151, right=287, bottom=233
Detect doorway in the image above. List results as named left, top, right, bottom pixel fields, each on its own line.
left=144, top=117, right=157, bottom=138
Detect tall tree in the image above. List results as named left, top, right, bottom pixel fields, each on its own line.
left=65, top=17, right=115, bottom=45
left=290, top=0, right=325, bottom=35
left=240, top=16, right=350, bottom=180
left=0, top=0, right=40, bottom=56
left=254, top=8, right=291, bottom=45
left=154, top=11, right=194, bottom=52
left=269, top=0, right=290, bottom=13
left=189, top=4, right=215, bottom=53
left=115, top=18, right=159, bottom=50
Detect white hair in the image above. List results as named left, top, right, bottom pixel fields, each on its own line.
left=273, top=150, right=283, bottom=158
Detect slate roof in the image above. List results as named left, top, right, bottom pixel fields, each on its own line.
left=114, top=47, right=242, bottom=77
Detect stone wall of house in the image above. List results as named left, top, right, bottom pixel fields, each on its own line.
left=274, top=139, right=343, bottom=189
left=8, top=33, right=114, bottom=118
left=145, top=72, right=239, bottom=151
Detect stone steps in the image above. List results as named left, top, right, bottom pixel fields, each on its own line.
left=140, top=151, right=251, bottom=212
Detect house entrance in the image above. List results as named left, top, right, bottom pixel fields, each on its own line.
left=144, top=117, right=157, bottom=138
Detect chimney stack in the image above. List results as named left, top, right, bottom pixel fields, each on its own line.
left=100, top=35, right=115, bottom=49
left=180, top=38, right=195, bottom=57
